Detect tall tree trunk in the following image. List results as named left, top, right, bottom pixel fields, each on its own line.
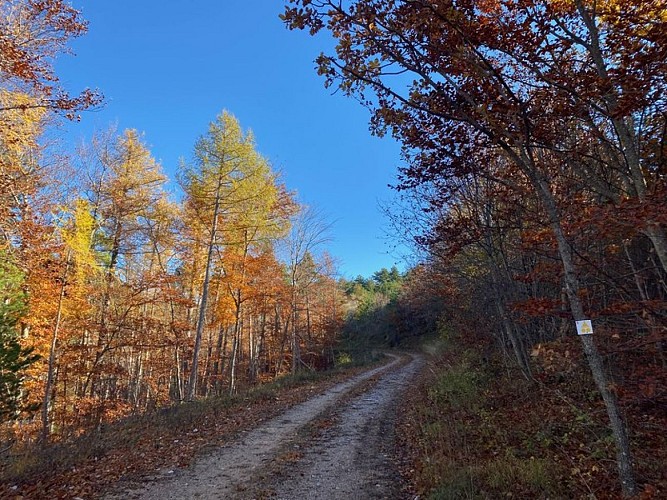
left=211, top=324, right=224, bottom=394
left=172, top=346, right=183, bottom=401
left=248, top=314, right=256, bottom=383
left=274, top=305, right=287, bottom=374
left=498, top=302, right=531, bottom=379
left=532, top=171, right=637, bottom=496
left=204, top=283, right=222, bottom=396
left=229, top=326, right=239, bottom=395
left=256, top=312, right=267, bottom=379
left=203, top=323, right=214, bottom=396
left=41, top=252, right=70, bottom=444
left=482, top=221, right=532, bottom=379
left=186, top=178, right=222, bottom=401
left=291, top=283, right=300, bottom=374
left=305, top=294, right=312, bottom=342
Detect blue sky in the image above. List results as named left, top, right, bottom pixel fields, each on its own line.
left=54, top=1, right=409, bottom=279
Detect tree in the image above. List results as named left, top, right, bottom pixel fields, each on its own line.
left=0, top=0, right=101, bottom=117
left=281, top=1, right=667, bottom=493
left=0, top=250, right=39, bottom=423
left=180, top=111, right=288, bottom=399
left=0, top=89, right=46, bottom=247
left=280, top=206, right=333, bottom=373
left=0, top=0, right=100, bottom=428
left=40, top=198, right=97, bottom=441
left=217, top=147, right=293, bottom=394
left=81, top=128, right=169, bottom=399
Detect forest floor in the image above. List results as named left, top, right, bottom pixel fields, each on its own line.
left=2, top=352, right=422, bottom=499
left=394, top=333, right=667, bottom=499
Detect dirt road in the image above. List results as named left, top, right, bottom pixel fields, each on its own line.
left=106, top=353, right=422, bottom=499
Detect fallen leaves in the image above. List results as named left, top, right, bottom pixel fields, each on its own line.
left=0, top=365, right=368, bottom=499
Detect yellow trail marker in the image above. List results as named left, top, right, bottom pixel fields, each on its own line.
left=576, top=320, right=593, bottom=335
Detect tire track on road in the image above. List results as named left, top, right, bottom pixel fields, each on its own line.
left=106, top=353, right=420, bottom=499
left=260, top=353, right=423, bottom=500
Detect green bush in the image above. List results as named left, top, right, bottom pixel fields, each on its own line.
left=427, top=363, right=480, bottom=409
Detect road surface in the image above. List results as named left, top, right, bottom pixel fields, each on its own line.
left=106, top=353, right=422, bottom=499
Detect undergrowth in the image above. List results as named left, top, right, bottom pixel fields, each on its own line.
left=334, top=330, right=389, bottom=366
left=396, top=325, right=666, bottom=498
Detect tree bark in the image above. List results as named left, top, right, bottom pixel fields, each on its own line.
left=532, top=172, right=637, bottom=496
left=41, top=252, right=70, bottom=444
left=186, top=178, right=222, bottom=401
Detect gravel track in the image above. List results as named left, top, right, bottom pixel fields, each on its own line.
left=106, top=352, right=422, bottom=499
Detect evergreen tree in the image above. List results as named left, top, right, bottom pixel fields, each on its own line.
left=0, top=251, right=39, bottom=422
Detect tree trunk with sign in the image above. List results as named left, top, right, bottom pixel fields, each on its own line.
left=533, top=171, right=636, bottom=495
left=282, top=0, right=644, bottom=493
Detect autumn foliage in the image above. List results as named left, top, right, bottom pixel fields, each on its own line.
left=284, top=0, right=666, bottom=495
left=1, top=0, right=665, bottom=496
left=0, top=118, right=343, bottom=444
left=0, top=3, right=345, bottom=478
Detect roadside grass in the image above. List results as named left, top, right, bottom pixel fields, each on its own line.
left=0, top=358, right=378, bottom=496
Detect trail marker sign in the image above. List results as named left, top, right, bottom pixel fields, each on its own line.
left=576, top=320, right=593, bottom=335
